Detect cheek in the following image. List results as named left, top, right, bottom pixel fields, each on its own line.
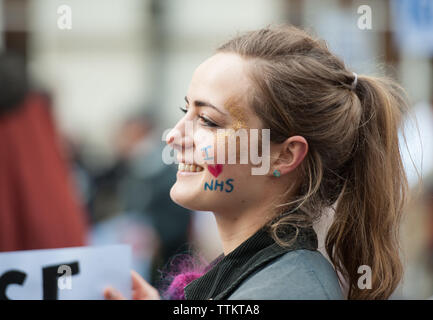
left=193, top=129, right=241, bottom=165
left=212, top=164, right=265, bottom=203
left=194, top=128, right=217, bottom=164
left=194, top=128, right=259, bottom=175
left=201, top=164, right=242, bottom=196
left=214, top=129, right=251, bottom=165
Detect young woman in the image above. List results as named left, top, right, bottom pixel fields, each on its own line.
left=104, top=24, right=409, bottom=300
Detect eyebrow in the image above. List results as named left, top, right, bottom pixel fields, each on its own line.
left=184, top=96, right=227, bottom=115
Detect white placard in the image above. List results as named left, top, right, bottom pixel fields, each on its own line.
left=0, top=245, right=132, bottom=300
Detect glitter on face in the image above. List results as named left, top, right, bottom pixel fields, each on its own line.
left=224, top=97, right=248, bottom=131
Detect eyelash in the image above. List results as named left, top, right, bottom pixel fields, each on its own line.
left=179, top=106, right=219, bottom=128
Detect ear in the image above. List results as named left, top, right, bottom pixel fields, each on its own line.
left=273, top=136, right=308, bottom=176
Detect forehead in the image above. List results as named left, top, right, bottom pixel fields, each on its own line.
left=188, top=53, right=252, bottom=109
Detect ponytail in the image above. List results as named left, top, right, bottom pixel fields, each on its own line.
left=325, top=75, right=409, bottom=299
left=218, top=24, right=411, bottom=299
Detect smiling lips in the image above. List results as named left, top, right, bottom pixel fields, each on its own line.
left=177, top=163, right=223, bottom=177
left=178, top=163, right=204, bottom=172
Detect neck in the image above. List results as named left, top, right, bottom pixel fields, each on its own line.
left=213, top=203, right=275, bottom=255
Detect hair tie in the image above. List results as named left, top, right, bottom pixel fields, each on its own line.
left=351, top=72, right=358, bottom=90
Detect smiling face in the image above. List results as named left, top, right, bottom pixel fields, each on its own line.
left=166, top=53, right=275, bottom=215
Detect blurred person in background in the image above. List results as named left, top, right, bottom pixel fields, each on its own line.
left=0, top=52, right=88, bottom=251
left=116, top=113, right=192, bottom=285
left=89, top=112, right=192, bottom=284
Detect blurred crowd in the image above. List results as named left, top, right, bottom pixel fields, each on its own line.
left=0, top=51, right=193, bottom=286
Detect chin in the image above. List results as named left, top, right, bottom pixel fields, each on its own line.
left=170, top=182, right=222, bottom=212
left=170, top=183, right=203, bottom=211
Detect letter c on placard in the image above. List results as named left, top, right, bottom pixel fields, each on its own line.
left=0, top=270, right=27, bottom=300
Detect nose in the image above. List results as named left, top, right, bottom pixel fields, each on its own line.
left=166, top=117, right=194, bottom=152
left=166, top=135, right=174, bottom=145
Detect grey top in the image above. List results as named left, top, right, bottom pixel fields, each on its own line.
left=228, top=249, right=344, bottom=300
left=184, top=226, right=344, bottom=300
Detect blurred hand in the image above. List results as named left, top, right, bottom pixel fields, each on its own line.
left=104, top=270, right=161, bottom=300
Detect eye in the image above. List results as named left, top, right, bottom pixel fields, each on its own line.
left=179, top=105, right=219, bottom=127
left=199, top=115, right=218, bottom=128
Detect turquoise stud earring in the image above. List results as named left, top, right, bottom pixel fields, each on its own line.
left=273, top=169, right=281, bottom=177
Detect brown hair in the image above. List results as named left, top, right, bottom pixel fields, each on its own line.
left=217, top=25, right=409, bottom=299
